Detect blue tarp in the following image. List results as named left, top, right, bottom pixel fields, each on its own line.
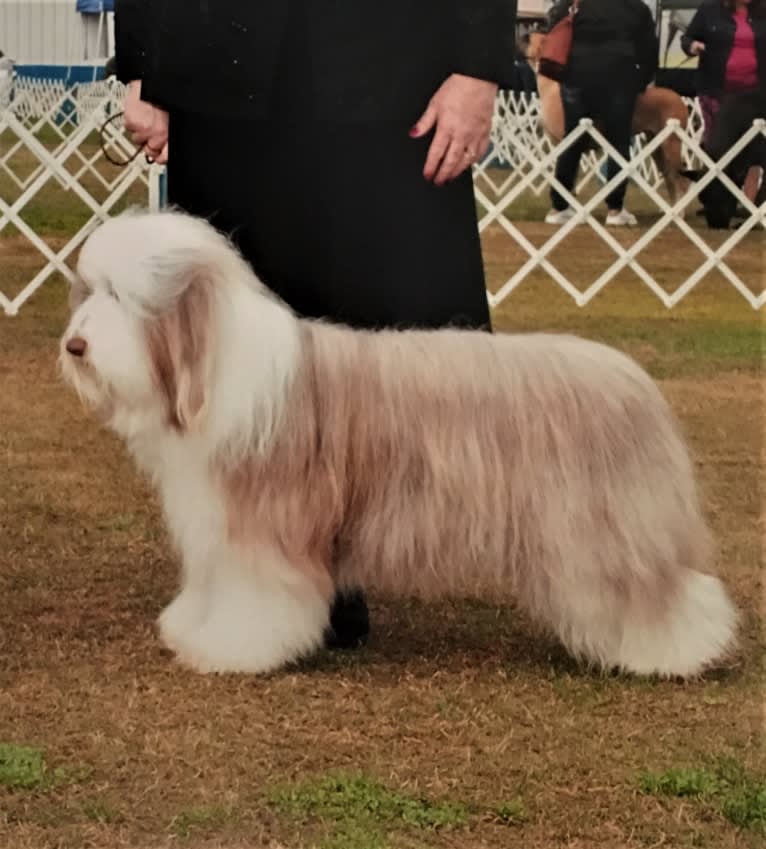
left=76, top=1, right=115, bottom=13
left=15, top=65, right=106, bottom=84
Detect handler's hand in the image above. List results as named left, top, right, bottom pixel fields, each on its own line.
left=690, top=40, right=706, bottom=57
left=410, top=74, right=497, bottom=186
left=124, top=80, right=169, bottom=164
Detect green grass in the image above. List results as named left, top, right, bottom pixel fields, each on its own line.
left=639, top=758, right=766, bottom=835
left=639, top=767, right=721, bottom=798
left=583, top=318, right=764, bottom=377
left=722, top=784, right=766, bottom=833
left=0, top=744, right=49, bottom=790
left=491, top=799, right=528, bottom=825
left=268, top=771, right=528, bottom=849
left=318, top=822, right=388, bottom=849
left=268, top=771, right=471, bottom=848
left=269, top=771, right=469, bottom=829
left=0, top=742, right=89, bottom=792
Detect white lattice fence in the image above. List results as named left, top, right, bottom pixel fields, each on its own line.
left=0, top=77, right=764, bottom=316
left=0, top=75, right=159, bottom=316
left=479, top=90, right=764, bottom=309
left=478, top=115, right=765, bottom=309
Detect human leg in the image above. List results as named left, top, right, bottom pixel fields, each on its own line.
left=549, top=85, right=589, bottom=215
left=596, top=86, right=639, bottom=216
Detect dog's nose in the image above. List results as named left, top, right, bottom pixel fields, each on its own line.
left=65, top=336, right=87, bottom=357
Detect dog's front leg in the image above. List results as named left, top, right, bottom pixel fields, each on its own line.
left=157, top=554, right=212, bottom=654
left=166, top=545, right=332, bottom=675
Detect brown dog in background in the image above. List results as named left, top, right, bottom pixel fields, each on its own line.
left=523, top=31, right=690, bottom=208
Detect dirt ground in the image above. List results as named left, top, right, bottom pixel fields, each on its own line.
left=0, top=222, right=764, bottom=849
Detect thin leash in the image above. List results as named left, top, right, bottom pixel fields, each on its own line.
left=99, top=110, right=157, bottom=166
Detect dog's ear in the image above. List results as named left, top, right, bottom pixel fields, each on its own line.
left=146, top=268, right=214, bottom=432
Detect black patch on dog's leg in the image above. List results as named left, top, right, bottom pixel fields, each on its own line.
left=325, top=589, right=370, bottom=650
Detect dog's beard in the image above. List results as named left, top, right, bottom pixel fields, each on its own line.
left=59, top=355, right=115, bottom=420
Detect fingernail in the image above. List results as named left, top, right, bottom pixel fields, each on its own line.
left=409, top=126, right=420, bottom=138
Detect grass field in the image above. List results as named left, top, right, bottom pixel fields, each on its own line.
left=1, top=150, right=765, bottom=849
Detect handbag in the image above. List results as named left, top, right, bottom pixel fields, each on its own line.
left=538, top=0, right=582, bottom=82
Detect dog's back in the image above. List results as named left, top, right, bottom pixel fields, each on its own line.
left=249, top=322, right=734, bottom=678
left=236, top=323, right=705, bottom=599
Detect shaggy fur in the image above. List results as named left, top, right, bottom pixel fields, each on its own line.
left=522, top=31, right=691, bottom=207
left=60, top=209, right=738, bottom=677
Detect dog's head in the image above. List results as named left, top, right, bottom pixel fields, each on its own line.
left=60, top=210, right=232, bottom=433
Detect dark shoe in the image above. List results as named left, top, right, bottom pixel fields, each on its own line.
left=325, top=589, right=370, bottom=649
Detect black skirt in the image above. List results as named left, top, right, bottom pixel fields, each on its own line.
left=165, top=0, right=491, bottom=331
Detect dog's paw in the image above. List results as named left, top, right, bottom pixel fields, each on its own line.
left=170, top=622, right=285, bottom=675
left=157, top=591, right=208, bottom=651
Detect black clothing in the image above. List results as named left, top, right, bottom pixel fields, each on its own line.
left=548, top=0, right=658, bottom=93
left=550, top=83, right=639, bottom=213
left=699, top=88, right=766, bottom=229
left=545, top=0, right=656, bottom=215
left=115, top=0, right=518, bottom=123
left=164, top=0, right=490, bottom=330
left=167, top=113, right=491, bottom=330
left=681, top=0, right=766, bottom=97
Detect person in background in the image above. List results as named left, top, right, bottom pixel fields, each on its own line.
left=114, top=0, right=517, bottom=652
left=682, top=0, right=765, bottom=204
left=544, top=0, right=658, bottom=228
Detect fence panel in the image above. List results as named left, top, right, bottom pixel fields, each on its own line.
left=0, top=75, right=159, bottom=315
left=477, top=91, right=764, bottom=309
left=1, top=78, right=763, bottom=316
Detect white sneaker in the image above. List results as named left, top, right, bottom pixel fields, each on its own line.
left=545, top=208, right=577, bottom=225
left=606, top=209, right=638, bottom=227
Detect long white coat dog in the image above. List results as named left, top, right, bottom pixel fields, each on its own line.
left=60, top=210, right=737, bottom=678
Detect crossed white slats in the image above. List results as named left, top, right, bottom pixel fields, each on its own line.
left=1, top=79, right=137, bottom=210
left=0, top=81, right=763, bottom=316
left=479, top=116, right=765, bottom=310
left=0, top=88, right=155, bottom=316
left=484, top=91, right=707, bottom=199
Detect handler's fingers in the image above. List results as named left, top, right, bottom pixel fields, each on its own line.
left=410, top=101, right=438, bottom=140
left=423, top=126, right=452, bottom=182
left=131, top=129, right=152, bottom=147
left=146, top=128, right=168, bottom=155
left=434, top=139, right=473, bottom=186
left=124, top=97, right=152, bottom=138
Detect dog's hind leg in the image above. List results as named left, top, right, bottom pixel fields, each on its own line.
left=167, top=545, right=332, bottom=674
left=653, top=136, right=688, bottom=212
left=536, top=512, right=737, bottom=678
left=612, top=567, right=738, bottom=678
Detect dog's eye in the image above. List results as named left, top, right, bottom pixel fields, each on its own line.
left=69, top=279, right=89, bottom=312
